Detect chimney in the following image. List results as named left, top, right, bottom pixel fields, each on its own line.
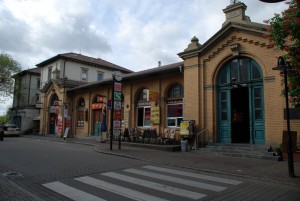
left=158, top=61, right=161, bottom=67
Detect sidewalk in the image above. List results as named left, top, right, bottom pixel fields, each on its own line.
left=26, top=134, right=300, bottom=186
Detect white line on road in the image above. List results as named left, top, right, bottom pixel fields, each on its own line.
left=124, top=168, right=226, bottom=192
left=75, top=176, right=168, bottom=201
left=43, top=181, right=105, bottom=201
left=143, top=165, right=242, bottom=185
left=102, top=171, right=206, bottom=200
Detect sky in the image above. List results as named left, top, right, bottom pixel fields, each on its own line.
left=0, top=0, right=288, bottom=115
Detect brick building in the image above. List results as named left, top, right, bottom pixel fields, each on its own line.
left=38, top=2, right=300, bottom=148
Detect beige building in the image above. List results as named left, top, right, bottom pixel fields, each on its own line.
left=38, top=2, right=300, bottom=148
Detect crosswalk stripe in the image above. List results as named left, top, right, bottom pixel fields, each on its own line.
left=75, top=176, right=168, bottom=201
left=143, top=165, right=242, bottom=185
left=42, top=181, right=106, bottom=201
left=102, top=172, right=206, bottom=200
left=124, top=168, right=226, bottom=192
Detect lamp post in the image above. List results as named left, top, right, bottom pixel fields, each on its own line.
left=272, top=56, right=295, bottom=177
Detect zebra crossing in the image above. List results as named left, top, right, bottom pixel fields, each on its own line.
left=43, top=165, right=242, bottom=201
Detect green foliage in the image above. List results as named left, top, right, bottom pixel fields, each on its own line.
left=0, top=115, right=9, bottom=124
left=0, top=52, right=22, bottom=103
left=264, top=0, right=300, bottom=107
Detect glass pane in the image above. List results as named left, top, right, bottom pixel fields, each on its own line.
left=230, top=59, right=239, bottom=82
left=176, top=118, right=183, bottom=127
left=255, top=110, right=262, bottom=119
left=167, top=119, right=176, bottom=127
left=144, top=107, right=151, bottom=126
left=137, top=108, right=144, bottom=126
left=254, top=88, right=261, bottom=98
left=255, top=99, right=261, bottom=109
left=221, top=92, right=227, bottom=100
left=240, top=58, right=249, bottom=82
left=220, top=68, right=228, bottom=84
left=252, top=62, right=262, bottom=79
left=221, top=102, right=227, bottom=110
left=167, top=104, right=183, bottom=117
left=222, top=112, right=227, bottom=120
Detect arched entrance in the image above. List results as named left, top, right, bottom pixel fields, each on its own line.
left=49, top=93, right=59, bottom=134
left=217, top=57, right=265, bottom=144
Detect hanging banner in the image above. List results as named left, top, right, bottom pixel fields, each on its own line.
left=151, top=106, right=160, bottom=125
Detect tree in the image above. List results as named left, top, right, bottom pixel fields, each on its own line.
left=264, top=0, right=300, bottom=107
left=0, top=52, right=22, bottom=103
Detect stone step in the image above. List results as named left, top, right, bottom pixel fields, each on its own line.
left=197, top=144, right=282, bottom=161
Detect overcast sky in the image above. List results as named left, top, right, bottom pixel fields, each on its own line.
left=0, top=0, right=288, bottom=115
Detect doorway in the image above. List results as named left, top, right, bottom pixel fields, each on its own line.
left=231, top=88, right=249, bottom=143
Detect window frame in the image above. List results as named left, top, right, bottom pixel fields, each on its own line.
left=81, top=68, right=88, bottom=81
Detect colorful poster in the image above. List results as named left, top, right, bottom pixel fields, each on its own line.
left=57, top=115, right=63, bottom=136
left=180, top=121, right=189, bottom=136
left=151, top=106, right=160, bottom=125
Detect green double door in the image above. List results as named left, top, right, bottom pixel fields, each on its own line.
left=218, top=85, right=265, bottom=144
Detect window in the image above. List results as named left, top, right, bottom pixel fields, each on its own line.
left=36, top=78, right=40, bottom=89
left=137, top=89, right=151, bottom=127
left=81, top=68, right=88, bottom=81
left=77, top=98, right=85, bottom=127
left=48, top=67, right=52, bottom=81
left=166, top=84, right=184, bottom=127
left=137, top=107, right=151, bottom=127
left=97, top=72, right=104, bottom=81
left=35, top=94, right=40, bottom=103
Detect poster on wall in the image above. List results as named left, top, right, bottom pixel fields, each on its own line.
left=180, top=121, right=189, bottom=136
left=151, top=106, right=160, bottom=125
left=57, top=115, right=63, bottom=136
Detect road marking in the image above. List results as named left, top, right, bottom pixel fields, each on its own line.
left=75, top=176, right=168, bottom=201
left=124, top=168, right=226, bottom=192
left=102, top=172, right=206, bottom=200
left=143, top=165, right=242, bottom=185
left=43, top=181, right=105, bottom=201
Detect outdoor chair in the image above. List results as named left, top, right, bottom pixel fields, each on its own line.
left=143, top=128, right=151, bottom=143
left=150, top=128, right=157, bottom=144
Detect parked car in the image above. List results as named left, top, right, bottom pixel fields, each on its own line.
left=4, top=124, right=21, bottom=136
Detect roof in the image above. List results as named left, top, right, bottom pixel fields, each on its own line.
left=36, top=52, right=133, bottom=74
left=40, top=78, right=87, bottom=93
left=14, top=67, right=41, bottom=77
left=68, top=61, right=184, bottom=92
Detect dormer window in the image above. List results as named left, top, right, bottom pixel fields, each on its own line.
left=81, top=68, right=88, bottom=81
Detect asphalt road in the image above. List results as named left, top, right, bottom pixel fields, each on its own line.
left=0, top=137, right=299, bottom=201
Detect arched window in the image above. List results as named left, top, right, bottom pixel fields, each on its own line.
left=77, top=98, right=85, bottom=127
left=137, top=89, right=151, bottom=127
left=218, top=58, right=262, bottom=86
left=166, top=84, right=183, bottom=127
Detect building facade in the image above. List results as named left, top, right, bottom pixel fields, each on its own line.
left=37, top=2, right=300, bottom=148
left=12, top=67, right=41, bottom=133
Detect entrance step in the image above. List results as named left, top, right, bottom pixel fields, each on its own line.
left=197, top=143, right=282, bottom=161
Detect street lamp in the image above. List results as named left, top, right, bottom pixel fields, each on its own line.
left=272, top=56, right=295, bottom=177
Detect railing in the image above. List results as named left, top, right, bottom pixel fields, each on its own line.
left=194, top=129, right=209, bottom=150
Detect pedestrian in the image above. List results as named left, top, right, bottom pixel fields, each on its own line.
left=0, top=122, right=4, bottom=141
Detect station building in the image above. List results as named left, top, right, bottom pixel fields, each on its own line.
left=38, top=2, right=300, bottom=148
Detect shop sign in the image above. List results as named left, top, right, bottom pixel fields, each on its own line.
left=149, top=91, right=158, bottom=102
left=113, top=129, right=120, bottom=136
left=49, top=106, right=56, bottom=113
left=114, top=101, right=122, bottom=110
left=180, top=121, right=190, bottom=136
left=166, top=99, right=183, bottom=104
left=137, top=101, right=151, bottom=107
left=114, top=110, right=122, bottom=120
left=92, top=103, right=103, bottom=109
left=57, top=115, right=63, bottom=135
left=113, top=120, right=121, bottom=129
left=114, top=92, right=122, bottom=101
left=151, top=106, right=160, bottom=125
left=114, top=82, right=122, bottom=91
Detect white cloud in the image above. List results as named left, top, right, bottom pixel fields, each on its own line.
left=0, top=0, right=289, bottom=114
